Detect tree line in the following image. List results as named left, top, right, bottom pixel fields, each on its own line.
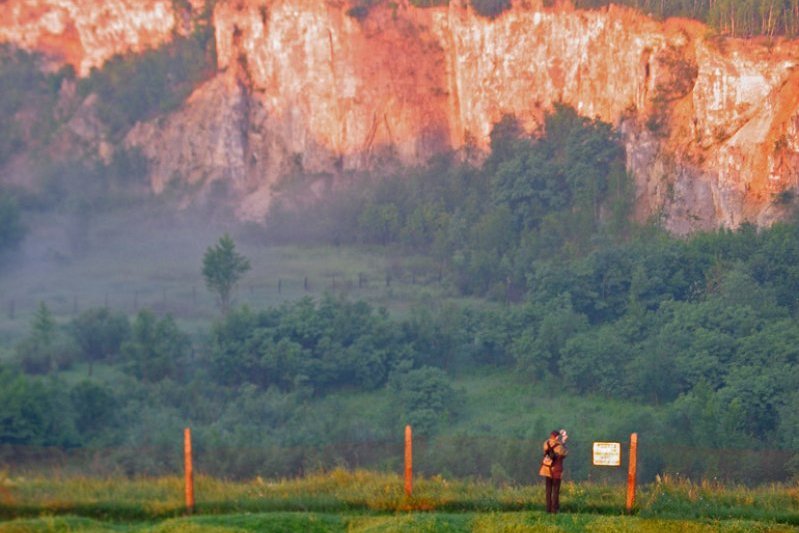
left=573, top=0, right=799, bottom=37
left=348, top=0, right=799, bottom=36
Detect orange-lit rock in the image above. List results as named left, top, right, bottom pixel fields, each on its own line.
left=0, top=0, right=178, bottom=75
left=3, top=0, right=799, bottom=232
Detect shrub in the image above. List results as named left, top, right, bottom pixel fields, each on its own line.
left=471, top=0, right=512, bottom=18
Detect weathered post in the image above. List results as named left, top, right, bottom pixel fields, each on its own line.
left=626, top=432, right=638, bottom=513
left=184, top=427, right=194, bottom=513
left=404, top=425, right=413, bottom=498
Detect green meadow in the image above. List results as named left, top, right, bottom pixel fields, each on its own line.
left=2, top=471, right=799, bottom=532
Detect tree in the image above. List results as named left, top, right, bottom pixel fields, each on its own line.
left=16, top=302, right=58, bottom=374
left=0, top=367, right=78, bottom=446
left=70, top=380, right=118, bottom=444
left=202, top=234, right=251, bottom=314
left=121, top=310, right=190, bottom=382
left=70, top=307, right=130, bottom=376
left=389, top=365, right=459, bottom=435
left=0, top=193, right=25, bottom=255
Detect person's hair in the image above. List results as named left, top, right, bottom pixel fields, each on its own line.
left=550, top=430, right=559, bottom=437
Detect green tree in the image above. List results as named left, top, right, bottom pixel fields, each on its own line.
left=70, top=307, right=130, bottom=376
left=202, top=234, right=251, bottom=314
left=0, top=193, right=25, bottom=255
left=0, top=368, right=78, bottom=446
left=16, top=302, right=59, bottom=374
left=122, top=310, right=190, bottom=382
left=389, top=365, right=459, bottom=435
left=70, top=381, right=119, bottom=444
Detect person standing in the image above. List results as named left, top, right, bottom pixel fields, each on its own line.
left=539, top=429, right=568, bottom=513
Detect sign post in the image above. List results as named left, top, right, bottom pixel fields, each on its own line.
left=592, top=442, right=622, bottom=467
left=184, top=427, right=194, bottom=513
left=626, top=433, right=638, bottom=513
left=404, top=425, right=413, bottom=498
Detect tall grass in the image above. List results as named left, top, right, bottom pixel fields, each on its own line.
left=2, top=470, right=799, bottom=525
left=1, top=511, right=797, bottom=532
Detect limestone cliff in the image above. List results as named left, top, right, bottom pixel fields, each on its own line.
left=2, top=0, right=799, bottom=232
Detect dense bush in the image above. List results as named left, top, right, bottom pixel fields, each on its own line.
left=208, top=296, right=435, bottom=393
left=122, top=310, right=191, bottom=382
left=0, top=46, right=73, bottom=167
left=471, top=0, right=512, bottom=18
left=0, top=192, right=25, bottom=256
left=574, top=0, right=799, bottom=37
left=70, top=307, right=131, bottom=376
left=79, top=27, right=216, bottom=139
left=389, top=365, right=460, bottom=435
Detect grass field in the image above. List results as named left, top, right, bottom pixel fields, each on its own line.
left=0, top=204, right=460, bottom=347
left=1, top=471, right=799, bottom=531
left=3, top=512, right=797, bottom=532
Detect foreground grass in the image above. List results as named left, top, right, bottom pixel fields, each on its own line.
left=2, top=512, right=799, bottom=532
left=2, top=471, right=799, bottom=527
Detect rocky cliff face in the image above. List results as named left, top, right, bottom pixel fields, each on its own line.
left=0, top=0, right=186, bottom=75
left=2, top=0, right=799, bottom=233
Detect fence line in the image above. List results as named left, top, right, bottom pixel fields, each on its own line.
left=0, top=436, right=792, bottom=486
left=0, top=271, right=448, bottom=321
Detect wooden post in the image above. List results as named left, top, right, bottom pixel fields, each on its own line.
left=184, top=427, right=194, bottom=513
left=626, top=432, right=638, bottom=513
left=404, top=425, right=413, bottom=498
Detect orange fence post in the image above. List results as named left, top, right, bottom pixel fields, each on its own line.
left=404, top=425, right=413, bottom=498
left=626, top=432, right=638, bottom=513
left=184, top=427, right=194, bottom=513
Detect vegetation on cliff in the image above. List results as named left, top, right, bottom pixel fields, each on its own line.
left=572, top=0, right=799, bottom=37
left=347, top=0, right=799, bottom=36
left=79, top=26, right=216, bottom=139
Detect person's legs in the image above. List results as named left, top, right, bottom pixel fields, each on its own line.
left=545, top=477, right=554, bottom=513
left=552, top=478, right=561, bottom=513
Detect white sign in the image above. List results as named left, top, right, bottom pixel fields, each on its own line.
left=592, top=442, right=621, bottom=466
